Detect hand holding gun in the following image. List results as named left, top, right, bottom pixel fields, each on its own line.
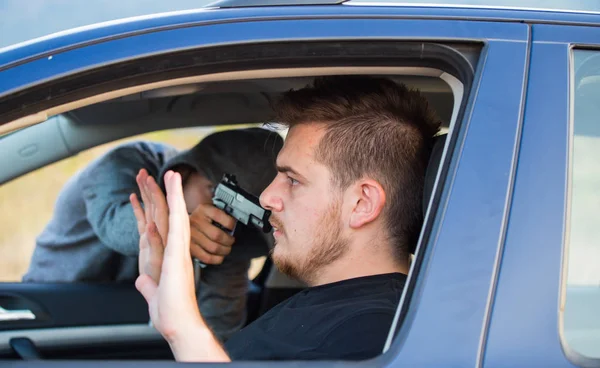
left=193, top=174, right=272, bottom=284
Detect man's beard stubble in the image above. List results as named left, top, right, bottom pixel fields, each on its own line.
left=270, top=200, right=349, bottom=285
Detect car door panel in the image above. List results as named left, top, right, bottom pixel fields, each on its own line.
left=482, top=24, right=600, bottom=367
left=384, top=26, right=529, bottom=367
left=0, top=284, right=147, bottom=330
left=1, top=325, right=169, bottom=360
left=0, top=284, right=170, bottom=359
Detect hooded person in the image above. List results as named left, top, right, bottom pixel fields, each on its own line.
left=23, top=127, right=284, bottom=342
left=158, top=128, right=283, bottom=260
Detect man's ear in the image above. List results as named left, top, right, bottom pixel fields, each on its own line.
left=348, top=179, right=386, bottom=229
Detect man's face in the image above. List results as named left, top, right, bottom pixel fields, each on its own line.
left=260, top=124, right=349, bottom=284
left=181, top=171, right=214, bottom=213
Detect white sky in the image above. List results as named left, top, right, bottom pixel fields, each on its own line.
left=0, top=0, right=215, bottom=49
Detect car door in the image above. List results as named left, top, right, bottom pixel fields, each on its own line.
left=382, top=20, right=529, bottom=368
left=0, top=4, right=529, bottom=366
left=482, top=22, right=600, bottom=367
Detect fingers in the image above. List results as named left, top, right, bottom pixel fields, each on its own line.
left=145, top=222, right=165, bottom=283
left=190, top=215, right=235, bottom=244
left=136, top=169, right=153, bottom=224
left=190, top=243, right=225, bottom=265
left=164, top=171, right=191, bottom=261
left=137, top=232, right=149, bottom=277
left=195, top=204, right=237, bottom=232
left=191, top=224, right=235, bottom=250
left=146, top=175, right=169, bottom=241
left=135, top=169, right=170, bottom=246
left=190, top=206, right=236, bottom=246
left=130, top=193, right=146, bottom=236
left=135, top=274, right=157, bottom=305
left=188, top=204, right=235, bottom=264
left=190, top=225, right=233, bottom=257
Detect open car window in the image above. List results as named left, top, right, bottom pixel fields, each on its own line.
left=0, top=68, right=464, bottom=363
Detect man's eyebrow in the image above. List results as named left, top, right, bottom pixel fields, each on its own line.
left=277, top=165, right=303, bottom=178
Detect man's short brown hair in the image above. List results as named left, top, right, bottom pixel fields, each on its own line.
left=274, top=75, right=440, bottom=261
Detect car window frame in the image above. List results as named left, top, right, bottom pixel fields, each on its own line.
left=0, top=14, right=528, bottom=366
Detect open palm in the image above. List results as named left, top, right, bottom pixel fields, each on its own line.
left=131, top=170, right=200, bottom=342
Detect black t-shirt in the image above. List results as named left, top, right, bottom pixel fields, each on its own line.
left=225, top=272, right=406, bottom=361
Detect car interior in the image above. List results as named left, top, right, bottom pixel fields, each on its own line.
left=0, top=48, right=467, bottom=360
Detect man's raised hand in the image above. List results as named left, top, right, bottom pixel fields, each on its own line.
left=130, top=169, right=168, bottom=284
left=133, top=170, right=201, bottom=344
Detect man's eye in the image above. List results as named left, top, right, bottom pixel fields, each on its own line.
left=287, top=176, right=299, bottom=186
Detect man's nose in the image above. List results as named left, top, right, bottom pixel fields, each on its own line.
left=260, top=180, right=283, bottom=212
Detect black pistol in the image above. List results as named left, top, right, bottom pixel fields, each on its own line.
left=193, top=174, right=272, bottom=282
left=211, top=173, right=272, bottom=233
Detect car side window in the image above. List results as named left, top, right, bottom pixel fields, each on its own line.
left=0, top=127, right=209, bottom=283
left=562, top=49, right=600, bottom=359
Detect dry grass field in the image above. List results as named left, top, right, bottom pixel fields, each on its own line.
left=0, top=125, right=265, bottom=282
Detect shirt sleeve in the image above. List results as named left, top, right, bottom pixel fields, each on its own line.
left=79, top=142, right=166, bottom=256
left=310, top=311, right=395, bottom=360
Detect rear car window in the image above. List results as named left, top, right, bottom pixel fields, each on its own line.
left=562, top=49, right=600, bottom=359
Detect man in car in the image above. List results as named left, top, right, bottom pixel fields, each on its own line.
left=23, top=127, right=283, bottom=342
left=132, top=76, right=441, bottom=361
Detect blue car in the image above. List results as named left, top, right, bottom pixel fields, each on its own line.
left=0, top=0, right=599, bottom=366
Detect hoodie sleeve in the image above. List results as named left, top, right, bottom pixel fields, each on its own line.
left=79, top=142, right=171, bottom=256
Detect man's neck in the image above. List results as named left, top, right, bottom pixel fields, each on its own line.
left=309, top=239, right=409, bottom=287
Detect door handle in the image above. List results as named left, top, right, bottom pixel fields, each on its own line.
left=0, top=306, right=36, bottom=321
